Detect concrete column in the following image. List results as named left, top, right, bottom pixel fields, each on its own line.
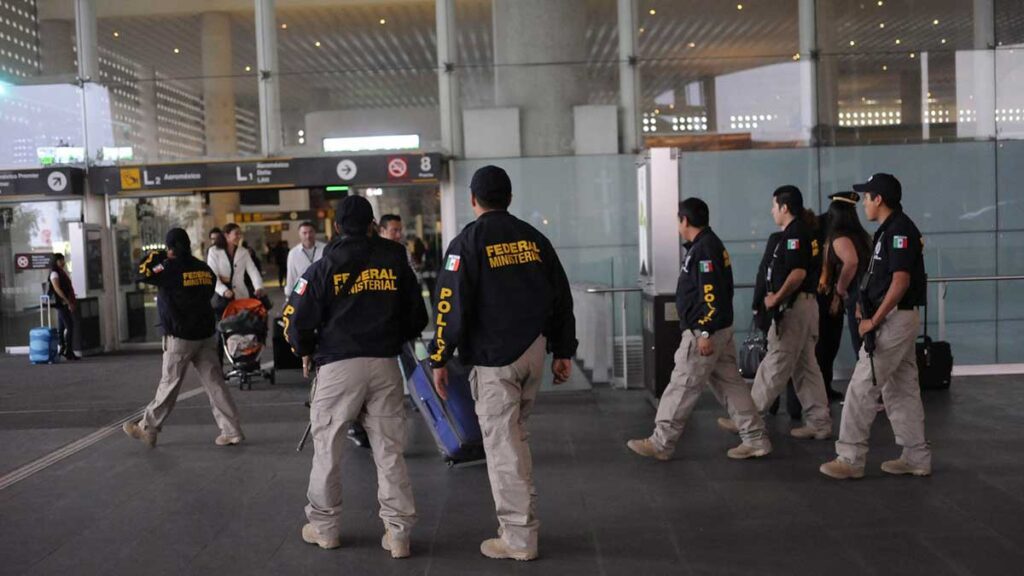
left=437, top=0, right=464, bottom=157
left=617, top=0, right=639, bottom=153
left=798, top=0, right=817, bottom=145
left=815, top=0, right=840, bottom=143
left=701, top=76, right=717, bottom=132
left=974, top=0, right=995, bottom=49
left=74, top=0, right=99, bottom=81
left=972, top=0, right=995, bottom=138
left=901, top=67, right=922, bottom=137
left=492, top=0, right=586, bottom=157
left=256, top=0, right=282, bottom=155
left=201, top=12, right=238, bottom=158
left=38, top=19, right=76, bottom=76
left=202, top=12, right=240, bottom=224
left=920, top=51, right=930, bottom=141
left=137, top=66, right=160, bottom=161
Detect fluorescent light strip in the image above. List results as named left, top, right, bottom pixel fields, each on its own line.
left=323, top=134, right=420, bottom=153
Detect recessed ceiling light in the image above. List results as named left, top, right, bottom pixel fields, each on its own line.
left=281, top=23, right=288, bottom=30
left=882, top=65, right=888, bottom=70
left=314, top=41, right=321, bottom=47
left=933, top=19, right=939, bottom=25
left=895, top=38, right=901, bottom=44
left=910, top=53, right=916, bottom=58
left=649, top=9, right=656, bottom=15
left=879, top=23, right=885, bottom=29
left=639, top=27, right=645, bottom=33
left=245, top=65, right=251, bottom=72
left=792, top=53, right=801, bottom=61
left=113, top=31, right=120, bottom=38
left=736, top=4, right=743, bottom=10
left=849, top=40, right=856, bottom=46
left=941, top=38, right=947, bottom=44
left=173, top=48, right=180, bottom=54
left=379, top=18, right=387, bottom=25
left=688, top=42, right=696, bottom=48
left=877, top=1, right=884, bottom=5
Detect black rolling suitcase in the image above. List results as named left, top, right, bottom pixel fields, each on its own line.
left=916, top=299, right=952, bottom=390
left=272, top=316, right=303, bottom=370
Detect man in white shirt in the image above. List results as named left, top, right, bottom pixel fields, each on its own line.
left=284, top=221, right=327, bottom=296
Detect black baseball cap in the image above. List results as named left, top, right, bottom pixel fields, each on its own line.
left=828, top=191, right=860, bottom=205
left=335, top=195, right=375, bottom=235
left=853, top=173, right=901, bottom=205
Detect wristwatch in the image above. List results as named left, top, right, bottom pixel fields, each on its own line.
left=699, top=330, right=710, bottom=339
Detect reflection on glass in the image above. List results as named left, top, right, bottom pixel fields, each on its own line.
left=0, top=200, right=82, bottom=349
left=108, top=195, right=205, bottom=342
left=0, top=84, right=85, bottom=168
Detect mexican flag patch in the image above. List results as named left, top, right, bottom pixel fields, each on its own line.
left=294, top=278, right=308, bottom=295
left=893, top=235, right=909, bottom=249
left=445, top=255, right=462, bottom=272
left=787, top=239, right=800, bottom=250
left=699, top=260, right=713, bottom=273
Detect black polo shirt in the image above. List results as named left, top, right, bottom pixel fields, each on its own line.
left=767, top=218, right=820, bottom=296
left=676, top=228, right=734, bottom=335
left=861, top=210, right=927, bottom=310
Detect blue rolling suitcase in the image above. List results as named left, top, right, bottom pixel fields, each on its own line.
left=400, top=343, right=484, bottom=467
left=29, top=296, right=59, bottom=365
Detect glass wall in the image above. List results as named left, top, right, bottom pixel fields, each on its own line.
left=277, top=0, right=439, bottom=155
left=90, top=0, right=260, bottom=164
left=0, top=200, right=82, bottom=349
left=1, top=0, right=1023, bottom=363
left=107, top=194, right=205, bottom=343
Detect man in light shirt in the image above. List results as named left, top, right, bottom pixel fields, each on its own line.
left=285, top=221, right=326, bottom=296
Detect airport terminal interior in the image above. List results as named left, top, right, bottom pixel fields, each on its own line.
left=2, top=1, right=1024, bottom=574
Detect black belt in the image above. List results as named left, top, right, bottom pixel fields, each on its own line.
left=897, top=304, right=919, bottom=311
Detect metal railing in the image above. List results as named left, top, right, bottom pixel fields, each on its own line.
left=587, top=275, right=1024, bottom=389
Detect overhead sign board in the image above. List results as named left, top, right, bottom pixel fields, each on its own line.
left=0, top=167, right=85, bottom=197
left=90, top=153, right=444, bottom=195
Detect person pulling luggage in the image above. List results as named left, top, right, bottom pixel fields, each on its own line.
left=283, top=196, right=428, bottom=558
left=627, top=198, right=771, bottom=461
left=428, top=165, right=577, bottom=561
left=123, top=228, right=244, bottom=448
left=820, top=173, right=931, bottom=479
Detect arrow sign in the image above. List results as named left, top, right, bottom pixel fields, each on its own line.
left=336, top=159, right=357, bottom=181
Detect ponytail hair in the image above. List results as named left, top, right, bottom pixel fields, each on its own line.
left=801, top=208, right=818, bottom=232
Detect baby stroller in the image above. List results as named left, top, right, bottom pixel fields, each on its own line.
left=219, top=298, right=275, bottom=390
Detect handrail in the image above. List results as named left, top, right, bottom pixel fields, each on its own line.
left=928, top=275, right=1024, bottom=283
left=585, top=287, right=642, bottom=294
left=587, top=276, right=1024, bottom=294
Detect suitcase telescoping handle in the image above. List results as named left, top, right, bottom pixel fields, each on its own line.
left=39, top=295, right=52, bottom=329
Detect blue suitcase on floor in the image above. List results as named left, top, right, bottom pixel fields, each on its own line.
left=400, top=343, right=484, bottom=467
left=29, top=296, right=60, bottom=365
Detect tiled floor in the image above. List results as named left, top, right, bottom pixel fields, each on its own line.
left=1, top=352, right=1022, bottom=575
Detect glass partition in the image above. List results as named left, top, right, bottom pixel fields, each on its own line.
left=0, top=199, right=82, bottom=350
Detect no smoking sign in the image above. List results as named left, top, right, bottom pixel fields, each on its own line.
left=387, top=157, right=408, bottom=180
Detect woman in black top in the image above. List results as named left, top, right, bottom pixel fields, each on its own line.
left=48, top=253, right=80, bottom=361
left=820, top=192, right=872, bottom=355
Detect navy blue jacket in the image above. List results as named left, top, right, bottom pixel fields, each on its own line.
left=428, top=210, right=577, bottom=368
left=283, top=234, right=427, bottom=366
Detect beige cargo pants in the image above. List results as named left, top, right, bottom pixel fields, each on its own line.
left=836, top=310, right=931, bottom=469
left=306, top=357, right=416, bottom=542
left=653, top=327, right=770, bottom=453
left=751, top=293, right=832, bottom=433
left=140, top=335, right=242, bottom=437
left=470, top=336, right=547, bottom=552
